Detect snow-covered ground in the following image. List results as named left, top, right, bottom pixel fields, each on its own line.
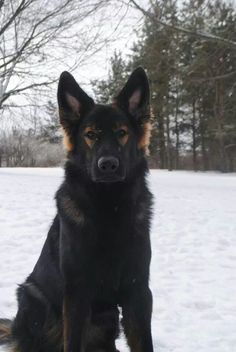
left=0, top=168, right=236, bottom=352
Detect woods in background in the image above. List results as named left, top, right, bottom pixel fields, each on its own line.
left=93, top=0, right=236, bottom=172
left=0, top=0, right=236, bottom=171
left=0, top=101, right=63, bottom=166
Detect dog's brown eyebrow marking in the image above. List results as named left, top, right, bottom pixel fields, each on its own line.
left=84, top=125, right=97, bottom=149
left=84, top=125, right=96, bottom=133
left=113, top=124, right=128, bottom=131
left=113, top=124, right=129, bottom=146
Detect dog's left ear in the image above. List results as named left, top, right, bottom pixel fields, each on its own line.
left=115, top=67, right=150, bottom=122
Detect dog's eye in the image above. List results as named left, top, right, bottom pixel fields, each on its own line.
left=85, top=131, right=97, bottom=140
left=116, top=129, right=128, bottom=138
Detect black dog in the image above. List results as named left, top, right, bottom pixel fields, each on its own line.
left=0, top=67, right=154, bottom=352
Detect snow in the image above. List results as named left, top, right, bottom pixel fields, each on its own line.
left=1, top=168, right=236, bottom=352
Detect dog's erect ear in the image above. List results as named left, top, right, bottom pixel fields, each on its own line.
left=57, top=72, right=94, bottom=152
left=115, top=67, right=150, bottom=121
left=57, top=71, right=94, bottom=126
left=115, top=68, right=151, bottom=155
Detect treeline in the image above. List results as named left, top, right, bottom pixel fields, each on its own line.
left=93, top=0, right=236, bottom=172
left=0, top=102, right=64, bottom=167
left=1, top=0, right=235, bottom=171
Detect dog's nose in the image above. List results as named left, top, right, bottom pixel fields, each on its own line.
left=98, top=157, right=119, bottom=173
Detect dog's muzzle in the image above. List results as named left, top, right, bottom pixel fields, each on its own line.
left=93, top=156, right=125, bottom=183
left=98, top=156, right=119, bottom=174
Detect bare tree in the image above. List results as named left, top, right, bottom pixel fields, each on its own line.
left=0, top=0, right=119, bottom=112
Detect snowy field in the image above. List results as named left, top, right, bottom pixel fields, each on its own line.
left=0, top=168, right=236, bottom=352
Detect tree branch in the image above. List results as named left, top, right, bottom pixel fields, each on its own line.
left=0, top=0, right=33, bottom=37
left=0, top=80, right=56, bottom=107
left=129, top=0, right=236, bottom=48
left=189, top=70, right=236, bottom=82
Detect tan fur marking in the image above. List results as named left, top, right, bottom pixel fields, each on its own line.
left=113, top=124, right=128, bottom=131
left=62, top=128, right=73, bottom=152
left=84, top=137, right=95, bottom=148
left=120, top=134, right=129, bottom=146
left=113, top=125, right=129, bottom=146
left=84, top=126, right=97, bottom=149
left=47, top=319, right=63, bottom=350
left=63, top=300, right=69, bottom=352
left=0, top=322, right=11, bottom=342
left=138, top=121, right=152, bottom=155
left=123, top=317, right=142, bottom=352
left=61, top=195, right=84, bottom=225
left=126, top=330, right=142, bottom=352
left=84, top=126, right=96, bottom=133
left=11, top=343, right=20, bottom=352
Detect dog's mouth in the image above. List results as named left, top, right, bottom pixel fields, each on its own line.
left=93, top=174, right=125, bottom=183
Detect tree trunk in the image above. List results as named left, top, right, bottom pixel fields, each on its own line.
left=157, top=112, right=166, bottom=169
left=192, top=99, right=197, bottom=171
left=214, top=81, right=227, bottom=172
left=199, top=107, right=208, bottom=171
left=166, top=112, right=173, bottom=171
left=174, top=99, right=180, bottom=170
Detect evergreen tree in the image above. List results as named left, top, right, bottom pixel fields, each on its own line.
left=40, top=101, right=61, bottom=143
left=91, top=0, right=236, bottom=172
left=128, top=0, right=180, bottom=169
left=181, top=0, right=236, bottom=171
left=91, top=51, right=129, bottom=104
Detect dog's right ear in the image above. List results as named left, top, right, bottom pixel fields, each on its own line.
left=57, top=71, right=94, bottom=127
left=57, top=72, right=94, bottom=152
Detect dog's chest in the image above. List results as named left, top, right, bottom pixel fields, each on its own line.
left=90, top=203, right=140, bottom=297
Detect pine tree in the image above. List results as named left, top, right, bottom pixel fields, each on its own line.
left=40, top=101, right=61, bottom=143
left=91, top=0, right=236, bottom=171
left=91, top=51, right=129, bottom=104
left=128, top=0, right=180, bottom=169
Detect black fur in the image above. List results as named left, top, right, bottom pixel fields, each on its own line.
left=1, top=68, right=154, bottom=352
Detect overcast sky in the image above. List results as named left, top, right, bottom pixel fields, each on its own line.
left=68, top=1, right=146, bottom=96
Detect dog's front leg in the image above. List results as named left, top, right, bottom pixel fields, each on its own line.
left=122, top=285, right=153, bottom=352
left=63, top=285, right=90, bottom=352
left=60, top=220, right=92, bottom=352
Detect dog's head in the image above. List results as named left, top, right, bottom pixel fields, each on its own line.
left=57, top=67, right=151, bottom=183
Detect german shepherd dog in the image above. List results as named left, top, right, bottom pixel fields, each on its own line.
left=0, top=67, right=153, bottom=352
